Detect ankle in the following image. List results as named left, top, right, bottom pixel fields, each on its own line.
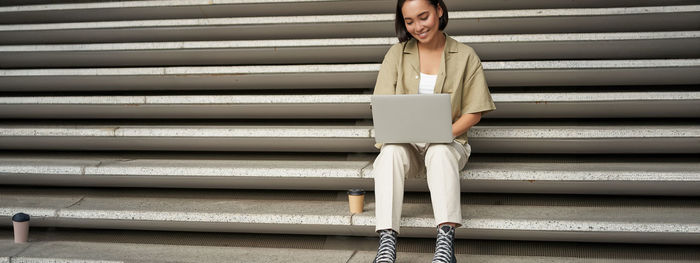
left=378, top=228, right=397, bottom=233
left=438, top=222, right=457, bottom=228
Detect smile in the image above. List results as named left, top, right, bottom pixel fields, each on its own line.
left=417, top=30, right=429, bottom=38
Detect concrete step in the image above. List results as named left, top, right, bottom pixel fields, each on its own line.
left=0, top=92, right=698, bottom=119
left=2, top=228, right=700, bottom=263
left=4, top=241, right=684, bottom=263
left=2, top=32, right=699, bottom=67
left=1, top=187, right=698, bottom=244
left=2, top=59, right=698, bottom=91
left=1, top=240, right=358, bottom=263
left=3, top=228, right=699, bottom=263
left=0, top=122, right=698, bottom=153
left=0, top=123, right=377, bottom=152
left=488, top=91, right=700, bottom=118
left=1, top=6, right=698, bottom=44
left=0, top=152, right=698, bottom=195
left=4, top=0, right=698, bottom=24
left=0, top=0, right=397, bottom=25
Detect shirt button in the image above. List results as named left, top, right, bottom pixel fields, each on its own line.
left=415, top=75, right=419, bottom=79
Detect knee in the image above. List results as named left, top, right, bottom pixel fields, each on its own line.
left=425, top=144, right=455, bottom=163
left=426, top=144, right=452, bottom=157
left=380, top=144, right=410, bottom=156
left=374, top=144, right=410, bottom=165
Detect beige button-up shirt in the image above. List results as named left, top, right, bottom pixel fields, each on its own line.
left=373, top=33, right=496, bottom=147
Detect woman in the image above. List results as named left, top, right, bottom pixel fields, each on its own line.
left=372, top=0, right=496, bottom=262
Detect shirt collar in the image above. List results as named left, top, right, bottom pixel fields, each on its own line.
left=401, top=32, right=457, bottom=94
left=403, top=32, right=459, bottom=76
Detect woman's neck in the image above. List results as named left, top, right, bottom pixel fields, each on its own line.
left=417, top=32, right=446, bottom=51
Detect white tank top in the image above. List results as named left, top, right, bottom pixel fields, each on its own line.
left=418, top=72, right=438, bottom=94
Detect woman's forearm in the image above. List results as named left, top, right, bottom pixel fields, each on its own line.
left=452, top=112, right=482, bottom=138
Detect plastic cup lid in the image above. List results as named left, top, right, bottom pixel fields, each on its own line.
left=347, top=189, right=366, bottom=195
left=12, top=213, right=30, bottom=222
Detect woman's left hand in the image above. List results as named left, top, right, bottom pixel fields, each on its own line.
left=452, top=112, right=482, bottom=138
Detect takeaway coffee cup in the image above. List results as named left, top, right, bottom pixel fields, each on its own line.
left=347, top=189, right=366, bottom=214
left=12, top=213, right=30, bottom=243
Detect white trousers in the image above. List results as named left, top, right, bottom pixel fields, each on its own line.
left=372, top=141, right=471, bottom=233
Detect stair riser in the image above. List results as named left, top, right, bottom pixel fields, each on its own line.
left=1, top=217, right=697, bottom=244
left=1, top=100, right=699, bottom=119
left=3, top=37, right=698, bottom=67
left=1, top=174, right=699, bottom=195
left=2, top=11, right=698, bottom=44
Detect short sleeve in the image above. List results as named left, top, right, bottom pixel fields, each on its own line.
left=461, top=53, right=496, bottom=115
left=373, top=43, right=402, bottom=95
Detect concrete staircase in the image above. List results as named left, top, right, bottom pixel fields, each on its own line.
left=1, top=0, right=699, bottom=262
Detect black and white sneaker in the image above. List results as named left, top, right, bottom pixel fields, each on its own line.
left=373, top=229, right=398, bottom=263
left=432, top=225, right=456, bottom=263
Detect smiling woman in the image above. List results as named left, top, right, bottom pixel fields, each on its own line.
left=371, top=1, right=497, bottom=263
left=395, top=0, right=448, bottom=43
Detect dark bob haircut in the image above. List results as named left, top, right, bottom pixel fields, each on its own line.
left=395, top=0, right=449, bottom=42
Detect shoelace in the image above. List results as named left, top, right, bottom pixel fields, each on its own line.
left=432, top=226, right=455, bottom=263
left=374, top=229, right=397, bottom=263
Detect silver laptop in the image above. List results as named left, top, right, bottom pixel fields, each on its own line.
left=371, top=94, right=453, bottom=143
